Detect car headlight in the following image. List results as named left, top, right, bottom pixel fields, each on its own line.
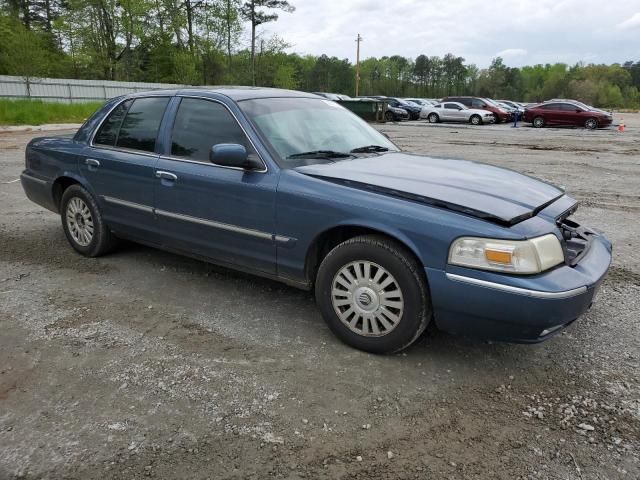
left=448, top=234, right=564, bottom=274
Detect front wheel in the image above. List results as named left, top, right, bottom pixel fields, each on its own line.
left=470, top=114, right=482, bottom=125
left=384, top=110, right=395, bottom=122
left=315, top=235, right=431, bottom=353
left=585, top=118, right=598, bottom=130
left=428, top=113, right=439, bottom=123
left=61, top=184, right=117, bottom=257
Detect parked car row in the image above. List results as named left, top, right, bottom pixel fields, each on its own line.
left=311, top=92, right=614, bottom=129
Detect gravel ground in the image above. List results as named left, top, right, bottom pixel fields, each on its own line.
left=0, top=115, right=639, bottom=479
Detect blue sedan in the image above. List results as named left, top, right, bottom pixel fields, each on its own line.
left=20, top=88, right=612, bottom=353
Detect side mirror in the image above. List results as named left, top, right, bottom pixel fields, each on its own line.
left=209, top=144, right=263, bottom=171
left=576, top=109, right=582, bottom=113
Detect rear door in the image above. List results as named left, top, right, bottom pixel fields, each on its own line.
left=153, top=96, right=278, bottom=275
left=80, top=96, right=170, bottom=238
left=540, top=103, right=563, bottom=125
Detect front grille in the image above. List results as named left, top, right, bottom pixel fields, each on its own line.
left=557, top=215, right=597, bottom=267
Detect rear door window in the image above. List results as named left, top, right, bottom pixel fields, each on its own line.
left=169, top=98, right=252, bottom=162
left=93, top=100, right=133, bottom=146
left=471, top=99, right=486, bottom=108
left=115, top=97, right=170, bottom=153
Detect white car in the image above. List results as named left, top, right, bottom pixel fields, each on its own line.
left=420, top=102, right=495, bottom=125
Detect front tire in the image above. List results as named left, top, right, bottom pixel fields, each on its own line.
left=384, top=110, right=395, bottom=122
left=585, top=118, right=598, bottom=130
left=61, top=184, right=117, bottom=257
left=470, top=114, right=482, bottom=125
left=428, top=113, right=439, bottom=123
left=315, top=235, right=431, bottom=354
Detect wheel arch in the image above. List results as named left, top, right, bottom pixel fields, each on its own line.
left=304, top=221, right=425, bottom=286
left=51, top=172, right=95, bottom=212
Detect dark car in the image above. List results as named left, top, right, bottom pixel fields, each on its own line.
left=385, top=97, right=422, bottom=120
left=384, top=104, right=410, bottom=121
left=523, top=102, right=613, bottom=129
left=21, top=88, right=611, bottom=353
left=441, top=96, right=511, bottom=123
left=370, top=96, right=421, bottom=120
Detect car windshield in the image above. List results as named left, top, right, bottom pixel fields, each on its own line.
left=239, top=97, right=399, bottom=167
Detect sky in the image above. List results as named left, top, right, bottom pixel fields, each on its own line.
left=259, top=0, right=640, bottom=68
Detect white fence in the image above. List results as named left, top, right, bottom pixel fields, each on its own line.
left=0, top=75, right=189, bottom=103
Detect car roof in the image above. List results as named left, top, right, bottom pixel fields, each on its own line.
left=123, top=86, right=319, bottom=102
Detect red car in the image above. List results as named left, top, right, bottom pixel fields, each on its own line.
left=523, top=101, right=613, bottom=129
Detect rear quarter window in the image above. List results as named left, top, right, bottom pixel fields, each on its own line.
left=93, top=100, right=132, bottom=146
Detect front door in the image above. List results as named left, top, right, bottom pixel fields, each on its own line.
left=80, top=96, right=170, bottom=238
left=153, top=97, right=278, bottom=275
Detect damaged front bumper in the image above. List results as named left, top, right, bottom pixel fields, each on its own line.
left=425, top=202, right=613, bottom=343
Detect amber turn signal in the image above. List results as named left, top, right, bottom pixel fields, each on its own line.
left=484, top=249, right=513, bottom=264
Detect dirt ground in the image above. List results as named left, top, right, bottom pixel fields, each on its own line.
left=0, top=115, right=639, bottom=480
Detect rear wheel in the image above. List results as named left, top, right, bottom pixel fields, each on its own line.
left=585, top=118, right=598, bottom=130
left=315, top=235, right=431, bottom=354
left=533, top=116, right=545, bottom=128
left=61, top=184, right=117, bottom=257
left=384, top=110, right=395, bottom=122
left=470, top=114, right=482, bottom=125
left=428, top=113, right=439, bottom=123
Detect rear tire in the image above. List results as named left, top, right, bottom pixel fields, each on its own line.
left=61, top=184, right=117, bottom=257
left=533, top=116, right=545, bottom=128
left=428, top=113, right=439, bottom=124
left=470, top=114, right=482, bottom=125
left=585, top=118, right=598, bottom=130
left=315, top=235, right=431, bottom=354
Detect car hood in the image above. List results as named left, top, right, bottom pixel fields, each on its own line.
left=295, top=152, right=564, bottom=226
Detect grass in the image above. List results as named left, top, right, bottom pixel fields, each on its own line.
left=0, top=99, right=103, bottom=126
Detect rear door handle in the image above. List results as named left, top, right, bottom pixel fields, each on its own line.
left=155, top=171, right=178, bottom=182
left=85, top=158, right=100, bottom=167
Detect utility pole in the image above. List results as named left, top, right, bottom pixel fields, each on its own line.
left=355, top=34, right=362, bottom=97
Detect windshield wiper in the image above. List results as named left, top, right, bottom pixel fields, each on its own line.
left=350, top=145, right=390, bottom=153
left=287, top=150, right=353, bottom=159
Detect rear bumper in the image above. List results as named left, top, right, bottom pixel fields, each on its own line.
left=21, top=171, right=57, bottom=212
left=426, top=234, right=612, bottom=343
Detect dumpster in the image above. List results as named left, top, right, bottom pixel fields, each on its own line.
left=338, top=100, right=385, bottom=122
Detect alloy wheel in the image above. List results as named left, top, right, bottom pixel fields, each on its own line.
left=66, top=197, right=94, bottom=247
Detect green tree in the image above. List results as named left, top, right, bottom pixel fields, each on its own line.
left=240, top=0, right=294, bottom=86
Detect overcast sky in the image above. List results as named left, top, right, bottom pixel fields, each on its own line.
left=259, top=0, right=640, bottom=68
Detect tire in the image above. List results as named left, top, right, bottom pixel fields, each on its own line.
left=315, top=235, right=431, bottom=354
left=470, top=114, right=482, bottom=125
left=492, top=113, right=501, bottom=124
left=384, top=110, right=395, bottom=122
left=533, top=116, right=545, bottom=128
left=585, top=118, right=598, bottom=130
left=428, top=113, right=439, bottom=124
left=60, top=184, right=117, bottom=257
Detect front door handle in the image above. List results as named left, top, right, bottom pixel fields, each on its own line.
left=155, top=171, right=178, bottom=182
left=85, top=158, right=100, bottom=167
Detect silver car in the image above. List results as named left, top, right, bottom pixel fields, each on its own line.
left=420, top=101, right=495, bottom=125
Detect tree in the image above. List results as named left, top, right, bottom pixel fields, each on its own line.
left=240, top=0, right=294, bottom=86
